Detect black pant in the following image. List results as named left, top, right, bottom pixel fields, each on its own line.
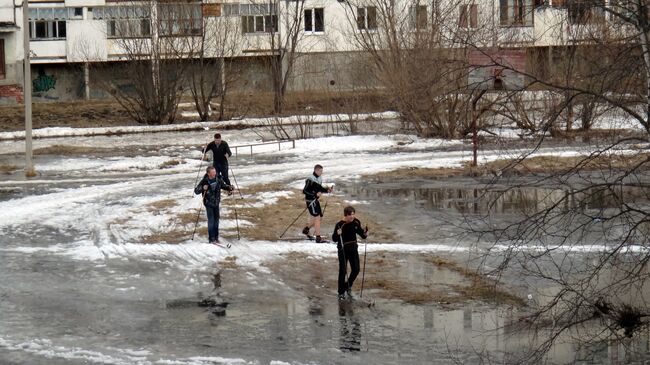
left=338, top=244, right=360, bottom=295
left=214, top=161, right=230, bottom=186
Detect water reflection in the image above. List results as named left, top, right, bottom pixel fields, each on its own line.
left=338, top=302, right=362, bottom=352
left=347, top=182, right=650, bottom=216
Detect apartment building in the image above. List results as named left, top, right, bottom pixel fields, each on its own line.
left=0, top=0, right=633, bottom=102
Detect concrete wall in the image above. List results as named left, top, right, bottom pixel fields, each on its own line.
left=288, top=51, right=380, bottom=92
left=0, top=33, right=20, bottom=85
left=31, top=63, right=84, bottom=100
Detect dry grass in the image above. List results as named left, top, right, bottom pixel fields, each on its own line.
left=159, top=159, right=185, bottom=169
left=285, top=251, right=310, bottom=260
left=265, top=250, right=525, bottom=307
left=33, top=145, right=114, bottom=155
left=0, top=91, right=391, bottom=132
left=219, top=256, right=238, bottom=269
left=0, top=100, right=136, bottom=132
left=146, top=199, right=178, bottom=212
left=140, top=229, right=199, bottom=244
left=175, top=211, right=200, bottom=225
left=233, top=183, right=396, bottom=242
left=422, top=256, right=525, bottom=306
left=0, top=164, right=18, bottom=174
left=365, top=153, right=650, bottom=181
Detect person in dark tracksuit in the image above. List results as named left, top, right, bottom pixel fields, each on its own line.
left=302, top=164, right=332, bottom=243
left=332, top=206, right=368, bottom=300
left=194, top=166, right=233, bottom=244
left=204, top=133, right=232, bottom=186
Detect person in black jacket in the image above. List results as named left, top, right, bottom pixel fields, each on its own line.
left=204, top=133, right=232, bottom=186
left=194, top=166, right=233, bottom=244
left=302, top=164, right=332, bottom=243
left=332, top=206, right=368, bottom=300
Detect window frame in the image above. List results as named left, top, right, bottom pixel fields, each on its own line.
left=357, top=6, right=378, bottom=30
left=241, top=13, right=278, bottom=34
left=459, top=4, right=478, bottom=28
left=304, top=7, right=325, bottom=33
left=0, top=39, right=5, bottom=80
left=29, top=19, right=66, bottom=40
left=499, top=0, right=534, bottom=26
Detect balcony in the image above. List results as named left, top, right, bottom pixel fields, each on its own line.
left=0, top=5, right=18, bottom=31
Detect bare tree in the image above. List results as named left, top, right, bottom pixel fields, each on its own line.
left=91, top=1, right=201, bottom=125
left=339, top=0, right=500, bottom=138
left=185, top=12, right=242, bottom=121
left=268, top=0, right=306, bottom=114
left=459, top=1, right=650, bottom=362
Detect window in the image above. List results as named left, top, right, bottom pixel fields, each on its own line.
left=28, top=6, right=68, bottom=39
left=500, top=0, right=533, bottom=26
left=409, top=5, right=427, bottom=29
left=305, top=8, right=324, bottom=32
left=29, top=20, right=66, bottom=39
left=0, top=39, right=5, bottom=80
left=73, top=7, right=83, bottom=17
left=98, top=5, right=152, bottom=38
left=225, top=3, right=276, bottom=16
left=459, top=4, right=478, bottom=28
left=241, top=14, right=278, bottom=33
left=567, top=0, right=605, bottom=24
left=159, top=3, right=203, bottom=36
left=223, top=4, right=240, bottom=16
left=357, top=6, right=377, bottom=30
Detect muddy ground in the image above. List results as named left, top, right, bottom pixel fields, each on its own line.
left=0, top=91, right=390, bottom=132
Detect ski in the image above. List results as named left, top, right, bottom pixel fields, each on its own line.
left=210, top=242, right=231, bottom=249
left=281, top=237, right=334, bottom=244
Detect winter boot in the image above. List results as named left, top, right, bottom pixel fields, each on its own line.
left=315, top=235, right=325, bottom=243
left=346, top=288, right=354, bottom=299
left=302, top=226, right=310, bottom=236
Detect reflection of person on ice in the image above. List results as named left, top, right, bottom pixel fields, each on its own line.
left=194, top=166, right=233, bottom=244
left=332, top=206, right=368, bottom=300
left=302, top=164, right=332, bottom=243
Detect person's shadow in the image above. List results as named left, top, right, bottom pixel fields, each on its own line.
left=338, top=302, right=362, bottom=352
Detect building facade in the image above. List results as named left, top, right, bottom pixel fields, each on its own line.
left=0, top=0, right=635, bottom=102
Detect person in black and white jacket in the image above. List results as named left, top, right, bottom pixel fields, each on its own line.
left=302, top=164, right=332, bottom=243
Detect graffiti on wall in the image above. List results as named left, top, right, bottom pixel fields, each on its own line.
left=33, top=68, right=57, bottom=93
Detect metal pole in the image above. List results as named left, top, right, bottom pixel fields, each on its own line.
left=84, top=63, right=90, bottom=100
left=22, top=0, right=34, bottom=177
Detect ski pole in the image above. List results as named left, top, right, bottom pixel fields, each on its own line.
left=193, top=146, right=208, bottom=196
left=279, top=206, right=308, bottom=238
left=360, top=229, right=368, bottom=298
left=229, top=166, right=244, bottom=200
left=191, top=192, right=205, bottom=241
left=232, top=192, right=241, bottom=240
left=359, top=244, right=367, bottom=298
left=339, top=229, right=349, bottom=289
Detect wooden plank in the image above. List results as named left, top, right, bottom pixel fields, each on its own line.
left=203, top=3, right=221, bottom=17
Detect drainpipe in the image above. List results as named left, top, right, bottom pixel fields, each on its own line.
left=22, top=0, right=35, bottom=176
left=84, top=62, right=90, bottom=100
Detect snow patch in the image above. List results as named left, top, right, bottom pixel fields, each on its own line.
left=0, top=112, right=399, bottom=141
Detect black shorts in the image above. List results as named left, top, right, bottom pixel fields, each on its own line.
left=306, top=199, right=322, bottom=217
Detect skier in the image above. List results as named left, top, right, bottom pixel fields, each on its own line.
left=302, top=164, right=333, bottom=243
left=332, top=206, right=368, bottom=300
left=204, top=133, right=232, bottom=186
left=194, top=166, right=233, bottom=244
